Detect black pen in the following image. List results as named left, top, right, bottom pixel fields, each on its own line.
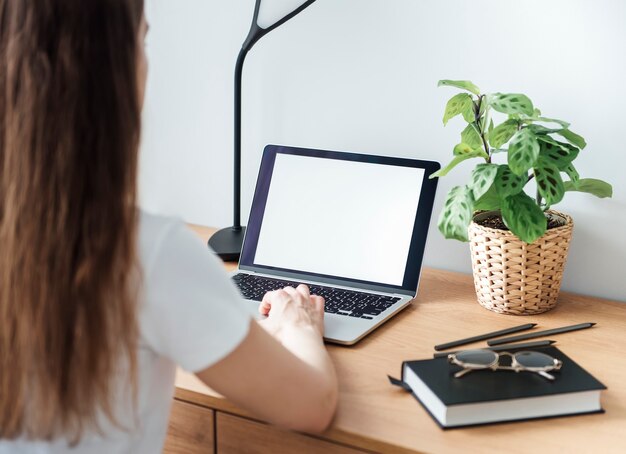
left=433, top=340, right=556, bottom=358
left=434, top=323, right=537, bottom=351
left=488, top=322, right=596, bottom=346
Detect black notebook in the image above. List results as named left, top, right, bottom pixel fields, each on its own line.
left=396, top=347, right=606, bottom=429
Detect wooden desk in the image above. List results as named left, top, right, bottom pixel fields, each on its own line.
left=165, top=225, right=626, bottom=454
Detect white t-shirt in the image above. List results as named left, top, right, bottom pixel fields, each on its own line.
left=0, top=211, right=251, bottom=453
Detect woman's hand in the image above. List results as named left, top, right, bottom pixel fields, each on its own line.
left=258, top=284, right=325, bottom=339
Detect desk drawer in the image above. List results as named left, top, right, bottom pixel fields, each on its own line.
left=164, top=399, right=214, bottom=454
left=216, top=412, right=366, bottom=453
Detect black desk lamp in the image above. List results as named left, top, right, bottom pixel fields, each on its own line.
left=208, top=0, right=318, bottom=261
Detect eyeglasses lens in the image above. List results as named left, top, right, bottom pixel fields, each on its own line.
left=514, top=351, right=554, bottom=368
left=455, top=350, right=498, bottom=366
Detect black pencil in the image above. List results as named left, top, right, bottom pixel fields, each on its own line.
left=433, top=340, right=556, bottom=358
left=487, top=322, right=596, bottom=346
left=434, top=323, right=537, bottom=351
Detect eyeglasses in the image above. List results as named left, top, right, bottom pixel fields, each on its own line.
left=448, top=349, right=563, bottom=380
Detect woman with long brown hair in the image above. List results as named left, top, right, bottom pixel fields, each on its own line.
left=0, top=0, right=337, bottom=451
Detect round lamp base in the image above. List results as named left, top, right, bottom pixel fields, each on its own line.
left=207, top=226, right=246, bottom=262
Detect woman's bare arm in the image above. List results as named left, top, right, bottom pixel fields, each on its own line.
left=195, top=286, right=338, bottom=433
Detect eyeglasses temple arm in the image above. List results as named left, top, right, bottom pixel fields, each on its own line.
left=454, top=369, right=474, bottom=378
left=538, top=370, right=556, bottom=380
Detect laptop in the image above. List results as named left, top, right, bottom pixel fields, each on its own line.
left=231, top=145, right=440, bottom=345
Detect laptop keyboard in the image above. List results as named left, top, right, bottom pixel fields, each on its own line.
left=232, top=273, right=402, bottom=320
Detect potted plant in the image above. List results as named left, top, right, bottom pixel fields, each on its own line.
left=432, top=79, right=612, bottom=315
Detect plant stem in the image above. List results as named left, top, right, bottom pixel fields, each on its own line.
left=475, top=95, right=491, bottom=162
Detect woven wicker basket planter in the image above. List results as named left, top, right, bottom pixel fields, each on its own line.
left=468, top=210, right=573, bottom=315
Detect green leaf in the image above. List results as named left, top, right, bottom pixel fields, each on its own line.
left=468, top=163, right=499, bottom=200
left=564, top=164, right=579, bottom=184
left=437, top=186, right=474, bottom=242
left=537, top=135, right=568, bottom=148
left=508, top=128, right=540, bottom=175
left=474, top=183, right=501, bottom=211
left=537, top=136, right=579, bottom=170
left=429, top=149, right=488, bottom=178
left=489, top=93, right=534, bottom=116
left=438, top=79, right=481, bottom=96
left=532, top=117, right=571, bottom=128
left=488, top=119, right=494, bottom=135
left=534, top=162, right=565, bottom=205
left=478, top=98, right=488, bottom=116
left=557, top=129, right=587, bottom=150
left=461, top=124, right=483, bottom=150
left=537, top=135, right=574, bottom=152
left=462, top=101, right=476, bottom=123
left=501, top=192, right=548, bottom=243
left=489, top=120, right=518, bottom=148
left=528, top=124, right=561, bottom=135
left=495, top=164, right=526, bottom=198
left=564, top=178, right=613, bottom=198
left=443, top=93, right=473, bottom=125
left=453, top=143, right=474, bottom=155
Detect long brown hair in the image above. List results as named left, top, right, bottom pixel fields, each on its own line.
left=0, top=0, right=144, bottom=441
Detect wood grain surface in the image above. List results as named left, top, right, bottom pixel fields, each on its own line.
left=173, top=224, right=626, bottom=453
left=164, top=400, right=215, bottom=454
left=216, top=412, right=367, bottom=454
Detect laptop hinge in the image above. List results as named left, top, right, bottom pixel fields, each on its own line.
left=236, top=266, right=416, bottom=297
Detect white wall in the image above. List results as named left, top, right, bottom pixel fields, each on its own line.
left=140, top=0, right=626, bottom=303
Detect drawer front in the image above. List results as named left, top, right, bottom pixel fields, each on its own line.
left=216, top=412, right=366, bottom=454
left=164, top=399, right=214, bottom=454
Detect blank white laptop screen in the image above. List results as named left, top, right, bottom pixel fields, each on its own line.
left=253, top=153, right=425, bottom=286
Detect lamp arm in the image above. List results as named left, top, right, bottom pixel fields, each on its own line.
left=232, top=47, right=248, bottom=229
left=211, top=0, right=318, bottom=257
left=243, top=0, right=317, bottom=51
left=232, top=0, right=317, bottom=229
